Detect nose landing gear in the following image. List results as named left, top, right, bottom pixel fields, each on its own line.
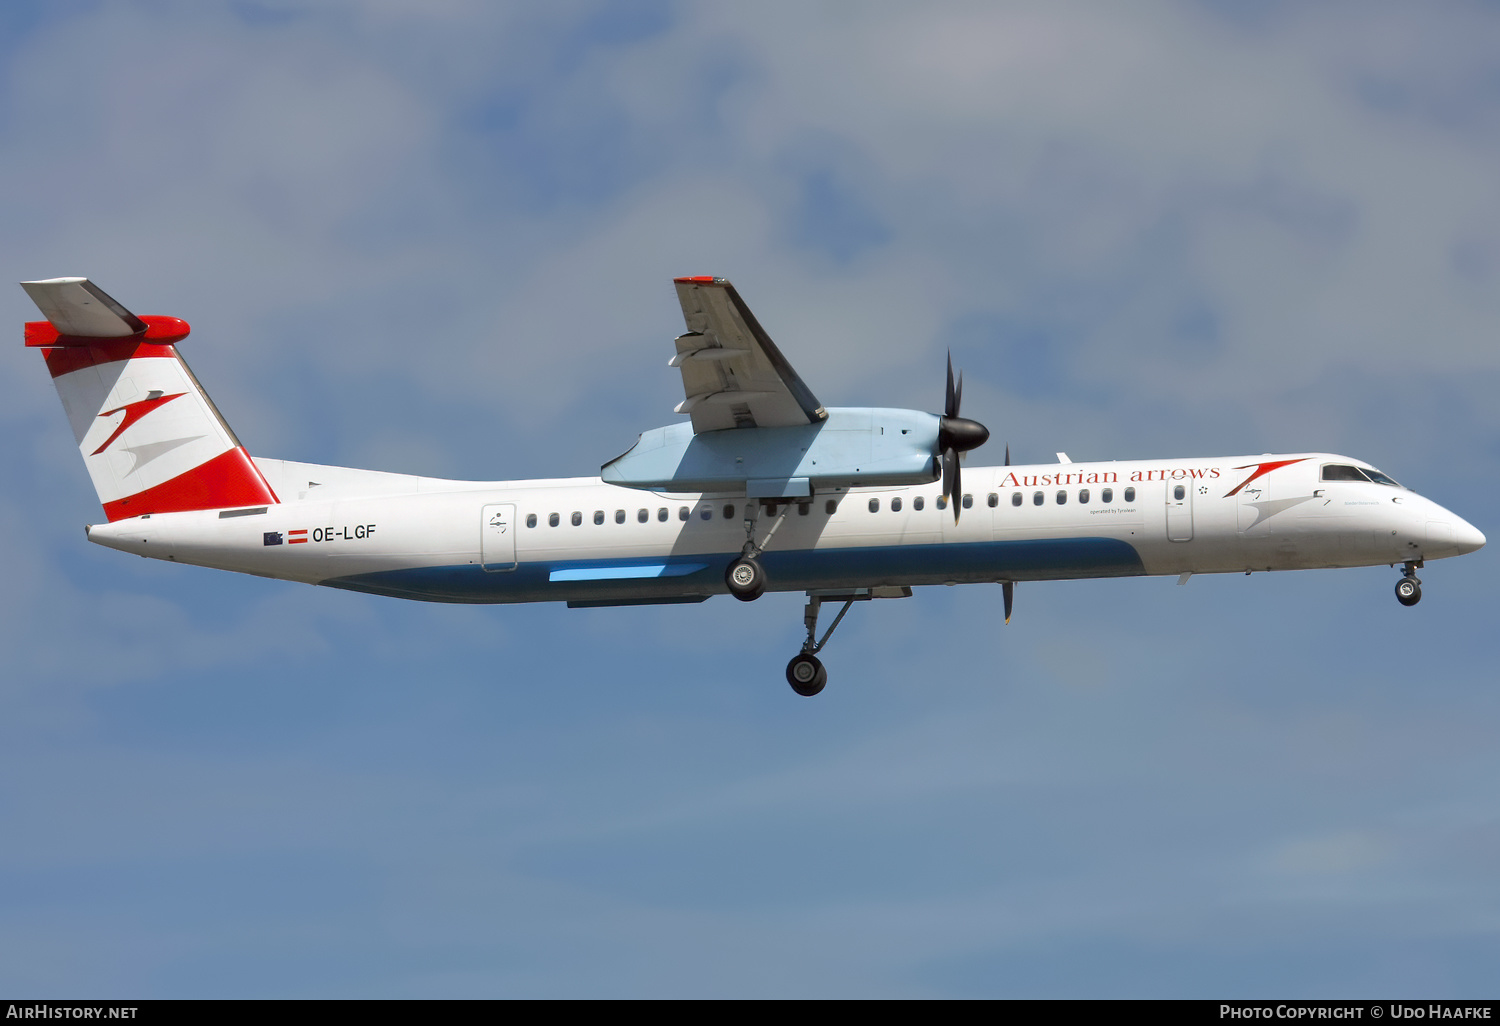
left=1395, top=561, right=1423, bottom=607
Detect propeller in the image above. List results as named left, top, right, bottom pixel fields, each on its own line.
left=938, top=352, right=990, bottom=521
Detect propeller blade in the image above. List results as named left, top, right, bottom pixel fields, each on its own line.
left=943, top=448, right=963, bottom=523
left=945, top=352, right=957, bottom=418
left=1005, top=443, right=1010, bottom=467
left=936, top=351, right=987, bottom=524
left=1002, top=580, right=1014, bottom=624
left=954, top=456, right=962, bottom=521
left=942, top=448, right=955, bottom=501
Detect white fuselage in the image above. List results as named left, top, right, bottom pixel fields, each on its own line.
left=83, top=452, right=1485, bottom=606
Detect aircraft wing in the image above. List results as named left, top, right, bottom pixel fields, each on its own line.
left=671, top=277, right=827, bottom=433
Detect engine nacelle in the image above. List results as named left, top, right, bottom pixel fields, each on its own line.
left=601, top=407, right=942, bottom=497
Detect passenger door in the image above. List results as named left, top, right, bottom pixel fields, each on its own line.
left=481, top=503, right=517, bottom=571
left=1166, top=480, right=1194, bottom=542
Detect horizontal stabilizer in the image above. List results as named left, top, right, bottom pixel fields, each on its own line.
left=21, top=277, right=147, bottom=338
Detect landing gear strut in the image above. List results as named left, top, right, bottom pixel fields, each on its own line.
left=1395, top=560, right=1423, bottom=607
left=725, top=500, right=791, bottom=602
left=785, top=593, right=857, bottom=697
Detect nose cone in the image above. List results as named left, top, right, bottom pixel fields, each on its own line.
left=1454, top=516, right=1486, bottom=555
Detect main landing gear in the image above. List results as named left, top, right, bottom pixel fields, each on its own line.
left=785, top=593, right=858, bottom=697
left=725, top=500, right=792, bottom=602
left=722, top=500, right=906, bottom=696
left=1395, top=560, right=1423, bottom=607
left=725, top=556, right=766, bottom=601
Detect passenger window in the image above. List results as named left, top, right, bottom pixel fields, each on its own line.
left=913, top=496, right=924, bottom=511
left=637, top=508, right=648, bottom=523
left=615, top=509, right=625, bottom=524
left=1079, top=489, right=1089, bottom=504
left=700, top=506, right=712, bottom=520
left=549, top=513, right=559, bottom=527
left=657, top=507, right=668, bottom=522
left=1173, top=484, right=1185, bottom=500
left=962, top=494, right=973, bottom=509
left=987, top=492, right=998, bottom=508
left=571, top=511, right=582, bottom=526
left=869, top=497, right=880, bottom=513
left=526, top=513, right=537, bottom=528
left=891, top=496, right=902, bottom=512
left=937, top=495, right=948, bottom=510
left=1033, top=491, right=1043, bottom=506
left=723, top=504, right=735, bottom=520
left=1322, top=464, right=1371, bottom=482
left=1102, top=488, right=1113, bottom=503
left=1124, top=487, right=1135, bottom=502
left=797, top=501, right=810, bottom=516
left=825, top=500, right=838, bottom=515
left=594, top=510, right=604, bottom=525
left=679, top=506, right=689, bottom=521
left=1056, top=490, right=1066, bottom=505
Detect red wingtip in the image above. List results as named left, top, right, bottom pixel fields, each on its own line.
left=673, top=275, right=721, bottom=284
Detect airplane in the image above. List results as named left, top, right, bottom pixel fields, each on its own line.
left=22, top=275, right=1486, bottom=697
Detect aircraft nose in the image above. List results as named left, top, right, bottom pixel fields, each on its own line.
left=1454, top=517, right=1486, bottom=555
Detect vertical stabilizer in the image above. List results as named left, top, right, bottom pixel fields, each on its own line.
left=23, top=278, right=279, bottom=521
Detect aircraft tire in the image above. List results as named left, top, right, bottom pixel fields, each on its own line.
left=1395, top=577, right=1422, bottom=607
left=786, top=653, right=827, bottom=697
left=726, top=557, right=766, bottom=601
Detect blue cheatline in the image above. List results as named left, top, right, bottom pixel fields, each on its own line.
left=321, top=537, right=1145, bottom=605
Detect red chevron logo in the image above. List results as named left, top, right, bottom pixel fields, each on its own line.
left=1223, top=458, right=1309, bottom=498
left=92, top=392, right=187, bottom=455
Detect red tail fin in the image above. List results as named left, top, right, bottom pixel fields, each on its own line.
left=23, top=278, right=278, bottom=521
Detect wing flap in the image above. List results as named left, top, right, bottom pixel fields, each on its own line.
left=671, top=277, right=826, bottom=433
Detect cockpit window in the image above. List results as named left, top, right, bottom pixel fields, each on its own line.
left=1321, top=464, right=1371, bottom=483
left=1322, top=463, right=1403, bottom=487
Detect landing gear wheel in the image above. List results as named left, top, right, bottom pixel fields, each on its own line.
left=1395, top=576, right=1422, bottom=607
left=786, top=653, right=827, bottom=697
left=725, top=557, right=766, bottom=602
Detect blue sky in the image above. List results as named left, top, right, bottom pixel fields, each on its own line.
left=1, top=0, right=1498, bottom=998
